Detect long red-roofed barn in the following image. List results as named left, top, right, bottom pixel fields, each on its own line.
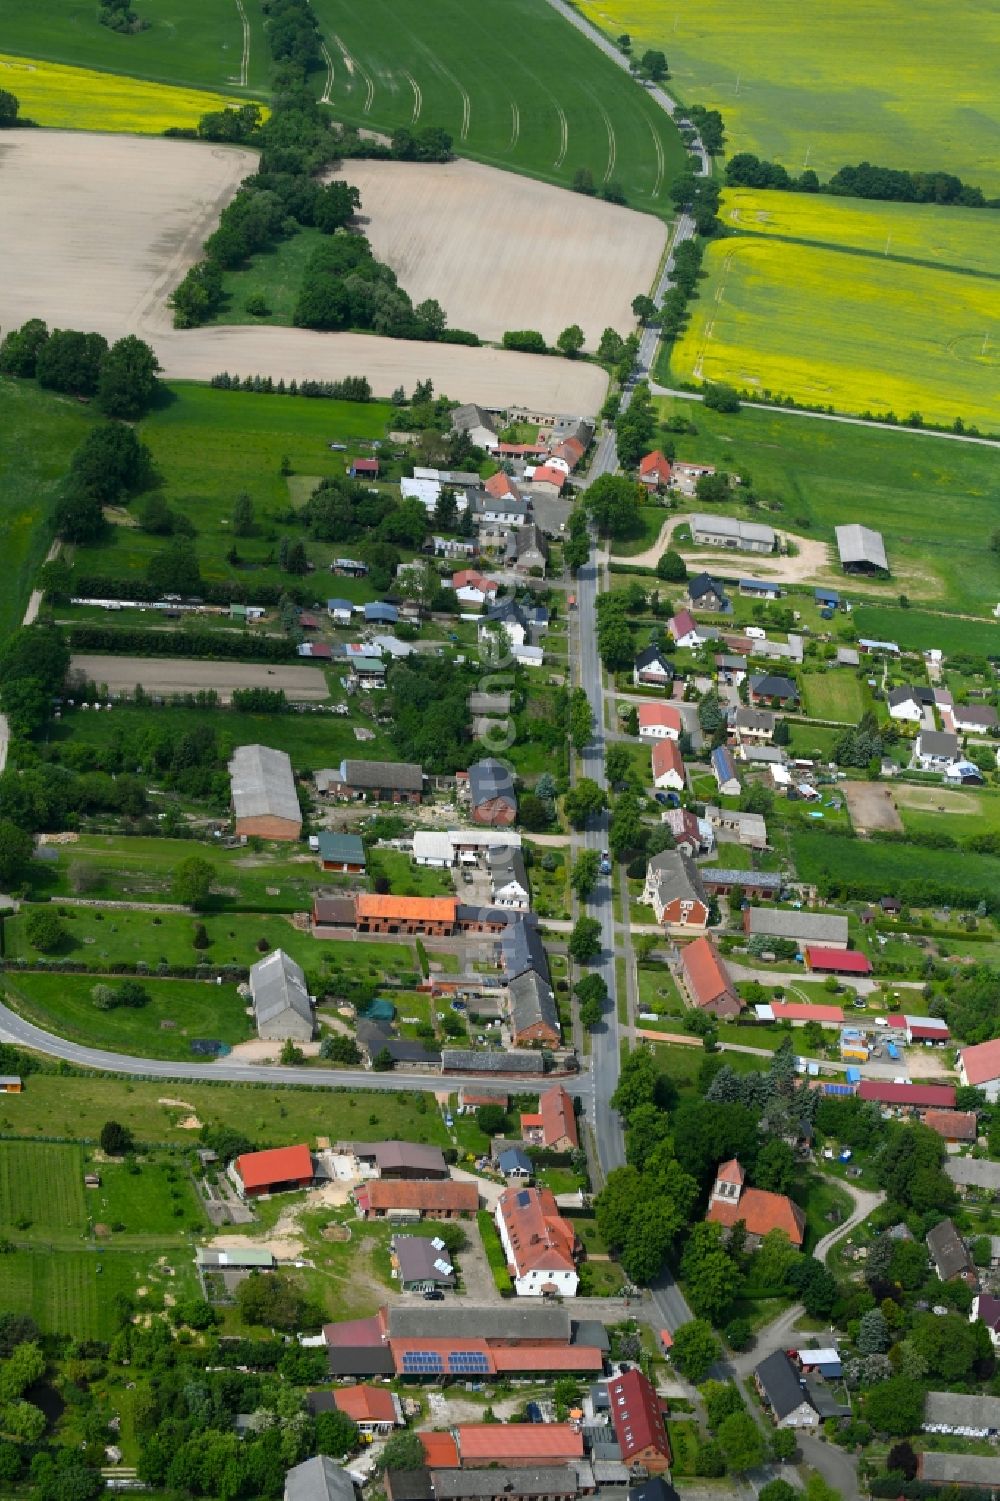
left=231, top=1144, right=314, bottom=1198
left=680, top=936, right=742, bottom=1020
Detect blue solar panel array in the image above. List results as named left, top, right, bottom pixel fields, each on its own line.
left=402, top=1351, right=444, bottom=1373
left=448, top=1351, right=490, bottom=1374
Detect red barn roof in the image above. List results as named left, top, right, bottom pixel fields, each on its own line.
left=857, top=1081, right=956, bottom=1109
left=457, top=1424, right=583, bottom=1463
left=234, top=1143, right=312, bottom=1192
left=334, top=1386, right=397, bottom=1423
left=681, top=936, right=736, bottom=1010
left=538, top=1084, right=578, bottom=1148
left=607, top=1369, right=671, bottom=1465
left=962, top=1038, right=1000, bottom=1086
left=420, top=1433, right=460, bottom=1468
left=805, top=947, right=872, bottom=974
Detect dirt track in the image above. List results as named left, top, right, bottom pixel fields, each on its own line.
left=610, top=510, right=833, bottom=579
left=336, top=158, right=666, bottom=351
left=0, top=131, right=608, bottom=414
left=70, top=655, right=330, bottom=702
left=843, top=780, right=904, bottom=834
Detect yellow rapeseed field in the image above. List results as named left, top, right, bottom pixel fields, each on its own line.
left=724, top=189, right=1000, bottom=278
left=0, top=53, right=258, bottom=135
left=671, top=206, right=1000, bottom=428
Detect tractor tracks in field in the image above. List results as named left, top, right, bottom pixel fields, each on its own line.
left=554, top=104, right=568, bottom=167
left=404, top=70, right=422, bottom=123
left=319, top=43, right=335, bottom=104
left=233, top=0, right=249, bottom=87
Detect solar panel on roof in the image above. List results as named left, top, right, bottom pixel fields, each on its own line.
left=516, top=1190, right=531, bottom=1207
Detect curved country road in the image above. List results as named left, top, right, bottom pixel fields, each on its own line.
left=0, top=997, right=589, bottom=1099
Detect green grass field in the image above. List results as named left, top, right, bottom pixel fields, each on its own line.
left=0, top=379, right=96, bottom=638
left=70, top=382, right=392, bottom=591
left=0, top=1142, right=86, bottom=1233
left=800, top=670, right=869, bottom=723
left=0, top=1248, right=188, bottom=1338
left=789, top=827, right=1000, bottom=906
left=578, top=0, right=1000, bottom=195
left=669, top=216, right=1000, bottom=429
left=311, top=0, right=687, bottom=212
left=92, top=1157, right=204, bottom=1234
left=850, top=605, right=1000, bottom=657
left=213, top=228, right=325, bottom=328
left=49, top=700, right=397, bottom=777
left=1, top=0, right=270, bottom=93
left=5, top=972, right=252, bottom=1061
left=653, top=396, right=1000, bottom=614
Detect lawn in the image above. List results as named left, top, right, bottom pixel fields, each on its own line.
left=310, top=0, right=687, bottom=213
left=367, top=849, right=454, bottom=898
left=48, top=699, right=397, bottom=778
left=28, top=833, right=330, bottom=912
left=577, top=0, right=1000, bottom=195
left=213, top=227, right=325, bottom=327
left=850, top=605, right=1000, bottom=658
left=91, top=1157, right=204, bottom=1235
left=789, top=827, right=1000, bottom=908
left=0, top=51, right=259, bottom=132
left=665, top=1421, right=702, bottom=1477
left=635, top=963, right=686, bottom=1017
left=669, top=222, right=1000, bottom=430
left=4, top=971, right=252, bottom=1062
left=652, top=396, right=1000, bottom=615
left=0, top=1248, right=194, bottom=1339
left=800, top=670, right=869, bottom=723
left=1, top=0, right=271, bottom=93
left=796, top=1173, right=854, bottom=1255
left=0, top=377, right=95, bottom=638
left=0, top=1142, right=86, bottom=1234
left=602, top=505, right=669, bottom=557
left=0, top=1072, right=449, bottom=1151
left=71, top=382, right=393, bottom=592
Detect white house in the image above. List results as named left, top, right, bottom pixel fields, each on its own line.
left=959, top=1039, right=1000, bottom=1102
left=488, top=846, right=530, bottom=910
left=451, top=403, right=499, bottom=452
left=668, top=609, right=705, bottom=649
left=453, top=570, right=499, bottom=608
left=638, top=703, right=683, bottom=741
left=401, top=476, right=442, bottom=509
left=651, top=738, right=685, bottom=791
left=327, top=598, right=354, bottom=626
left=494, top=1186, right=578, bottom=1298
left=915, top=729, right=960, bottom=770
left=887, top=685, right=932, bottom=723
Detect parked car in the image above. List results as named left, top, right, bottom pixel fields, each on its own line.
left=423, top=1289, right=445, bottom=1301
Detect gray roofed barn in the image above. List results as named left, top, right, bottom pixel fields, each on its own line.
left=451, top=403, right=498, bottom=440
left=250, top=949, right=313, bottom=1042
left=746, top=908, right=849, bottom=948
left=388, top=1301, right=570, bottom=1342
left=391, top=1234, right=456, bottom=1288
left=835, top=523, right=889, bottom=573
left=339, top=759, right=424, bottom=792
left=508, top=969, right=560, bottom=1045
left=690, top=513, right=775, bottom=553
left=284, top=1458, right=356, bottom=1501
left=441, top=1049, right=545, bottom=1075
left=945, top=1158, right=1000, bottom=1190
left=926, top=1218, right=972, bottom=1281
left=923, top=1391, right=1000, bottom=1434
left=229, top=744, right=302, bottom=837
left=921, top=1454, right=1000, bottom=1487
left=431, top=1471, right=579, bottom=1500
left=501, top=918, right=550, bottom=984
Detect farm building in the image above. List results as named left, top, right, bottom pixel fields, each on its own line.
left=349, top=458, right=379, bottom=478
left=708, top=1159, right=805, bottom=1248
left=739, top=577, right=781, bottom=598
left=651, top=737, right=685, bottom=791
left=318, top=760, right=424, bottom=804
left=711, top=745, right=741, bottom=796
left=944, top=1158, right=1000, bottom=1193
left=679, top=936, right=741, bottom=1020
left=642, top=851, right=709, bottom=929
left=704, top=804, right=766, bottom=847
left=923, top=1110, right=977, bottom=1145
left=451, top=403, right=498, bottom=450
left=745, top=908, right=848, bottom=948
left=390, top=1234, right=456, bottom=1292
left=349, top=1141, right=449, bottom=1179
left=495, top=1187, right=578, bottom=1298
left=457, top=1425, right=584, bottom=1468
left=441, top=1049, right=545, bottom=1077
left=638, top=450, right=672, bottom=490
left=670, top=461, right=715, bottom=497
left=759, top=1000, right=845, bottom=1027
left=858, top=1080, right=956, bottom=1111
left=285, top=1458, right=357, bottom=1501
left=815, top=587, right=840, bottom=608
left=467, top=760, right=517, bottom=825
left=606, top=1369, right=671, bottom=1473
left=355, top=895, right=458, bottom=937
left=662, top=806, right=712, bottom=856
left=232, top=1143, right=314, bottom=1198
left=508, top=970, right=560, bottom=1047
left=921, top=1455, right=1000, bottom=1489
left=690, top=514, right=775, bottom=553
left=0, top=1077, right=22, bottom=1093
left=229, top=744, right=302, bottom=842
left=355, top=1180, right=480, bottom=1221
left=959, top=1038, right=1000, bottom=1100
left=954, top=703, right=999, bottom=732
left=701, top=868, right=782, bottom=897
left=804, top=947, right=871, bottom=976
left=250, top=949, right=313, bottom=1042
left=835, top=524, right=889, bottom=575
left=316, top=832, right=366, bottom=872
left=332, top=1386, right=403, bottom=1434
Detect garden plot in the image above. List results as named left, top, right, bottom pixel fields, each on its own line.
left=337, top=159, right=667, bottom=349
left=69, top=655, right=330, bottom=702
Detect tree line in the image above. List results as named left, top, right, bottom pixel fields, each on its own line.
left=0, top=321, right=161, bottom=418
left=726, top=152, right=991, bottom=208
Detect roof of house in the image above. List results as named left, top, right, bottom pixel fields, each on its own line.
left=681, top=936, right=735, bottom=1009
left=945, top=1157, right=1000, bottom=1189
left=229, top=743, right=300, bottom=825
left=364, top=602, right=399, bottom=623
left=750, top=673, right=797, bottom=700
left=392, top=1234, right=456, bottom=1284
left=362, top=1141, right=448, bottom=1175
left=835, top=523, right=888, bottom=571
left=976, top=1294, right=1000, bottom=1332
left=498, top=1146, right=533, bottom=1176
left=960, top=1038, right=1000, bottom=1085
left=333, top=1386, right=397, bottom=1423
left=468, top=758, right=516, bottom=809
left=431, top=1469, right=579, bottom=1500
left=768, top=1000, right=845, bottom=1025
left=420, top=1433, right=461, bottom=1468
left=954, top=702, right=999, bottom=727
left=485, top=471, right=520, bottom=501
left=497, top=1185, right=576, bottom=1279
left=250, top=949, right=312, bottom=1033
left=356, top=894, right=458, bottom=924
left=926, top=1218, right=971, bottom=1279
left=922, top=1454, right=1000, bottom=1486
left=663, top=807, right=703, bottom=845
left=688, top=571, right=728, bottom=604
left=635, top=644, right=672, bottom=673
left=858, top=1080, right=956, bottom=1108
left=607, top=1370, right=670, bottom=1464
left=747, top=908, right=849, bottom=945
left=456, top=1425, right=583, bottom=1463
left=488, top=843, right=528, bottom=892
left=651, top=738, right=684, bottom=781
left=453, top=569, right=499, bottom=593
left=530, top=464, right=566, bottom=490
left=285, top=1457, right=356, bottom=1501
left=235, top=1143, right=312, bottom=1191
left=340, top=759, right=424, bottom=791
left=509, top=969, right=559, bottom=1040
left=645, top=849, right=707, bottom=909
left=312, top=895, right=358, bottom=927
left=806, top=947, right=871, bottom=974
left=539, top=1084, right=579, bottom=1148
left=668, top=609, right=698, bottom=639
left=360, top=1181, right=479, bottom=1214
left=317, top=832, right=366, bottom=865
left=887, top=684, right=934, bottom=709
left=734, top=706, right=775, bottom=732
left=755, top=1351, right=814, bottom=1421
left=923, top=1110, right=977, bottom=1143
left=638, top=702, right=682, bottom=732
left=388, top=1302, right=571, bottom=1343
left=441, top=1048, right=545, bottom=1075
left=711, top=745, right=739, bottom=783
left=639, top=450, right=672, bottom=479
left=452, top=403, right=498, bottom=435
left=500, top=918, right=549, bottom=984
left=916, top=729, right=960, bottom=758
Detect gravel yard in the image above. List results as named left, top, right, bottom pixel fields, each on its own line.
left=70, top=655, right=330, bottom=702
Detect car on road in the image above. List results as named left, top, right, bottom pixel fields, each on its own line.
left=422, top=1290, right=445, bottom=1301
left=600, top=850, right=611, bottom=874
